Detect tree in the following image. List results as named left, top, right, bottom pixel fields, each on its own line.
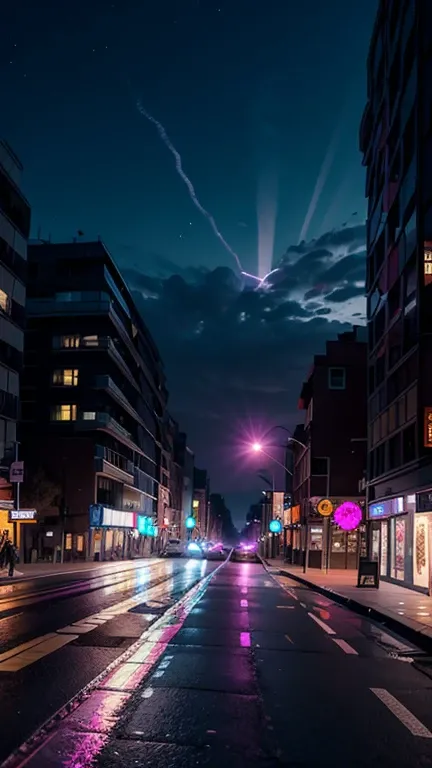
left=20, top=467, right=61, bottom=516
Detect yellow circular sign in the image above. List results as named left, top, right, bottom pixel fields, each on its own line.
left=317, top=498, right=333, bottom=517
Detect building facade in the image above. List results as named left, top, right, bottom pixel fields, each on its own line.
left=291, top=328, right=367, bottom=569
left=193, top=467, right=209, bottom=538
left=21, top=239, right=166, bottom=562
left=360, top=0, right=432, bottom=591
left=0, top=141, right=31, bottom=546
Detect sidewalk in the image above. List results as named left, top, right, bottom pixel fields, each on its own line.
left=266, top=560, right=432, bottom=650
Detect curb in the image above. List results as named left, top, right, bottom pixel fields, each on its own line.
left=262, top=560, right=432, bottom=657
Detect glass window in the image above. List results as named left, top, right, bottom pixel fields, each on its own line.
left=50, top=404, right=77, bottom=421
left=76, top=535, right=85, bottom=552
left=52, top=369, right=79, bottom=386
left=0, top=288, right=11, bottom=314
left=55, top=292, right=81, bottom=302
left=391, top=517, right=405, bottom=580
left=332, top=530, right=346, bottom=553
left=65, top=533, right=72, bottom=550
left=380, top=523, right=388, bottom=576
left=328, top=367, right=346, bottom=390
left=82, top=411, right=96, bottom=420
left=53, top=335, right=81, bottom=349
left=82, top=335, right=98, bottom=347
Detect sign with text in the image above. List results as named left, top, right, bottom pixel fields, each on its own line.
left=8, top=509, right=36, bottom=522
left=357, top=559, right=379, bottom=588
left=424, top=408, right=432, bottom=448
left=9, top=461, right=24, bottom=484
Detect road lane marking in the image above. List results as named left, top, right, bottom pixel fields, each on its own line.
left=0, top=634, right=79, bottom=672
left=240, top=632, right=251, bottom=647
left=307, top=612, right=335, bottom=635
left=240, top=599, right=248, bottom=608
left=285, top=634, right=294, bottom=644
left=370, top=688, right=432, bottom=738
left=300, top=602, right=306, bottom=608
left=277, top=605, right=294, bottom=609
left=332, top=638, right=358, bottom=655
left=0, top=633, right=58, bottom=664
left=0, top=612, right=23, bottom=623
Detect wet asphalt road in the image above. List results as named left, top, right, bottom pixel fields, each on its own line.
left=0, top=557, right=216, bottom=763
left=90, top=562, right=432, bottom=768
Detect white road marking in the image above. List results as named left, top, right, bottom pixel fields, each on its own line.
left=300, top=602, right=306, bottom=608
left=371, top=688, right=432, bottom=738
left=307, top=612, right=335, bottom=635
left=332, top=638, right=358, bottom=655
left=371, top=629, right=414, bottom=654
left=277, top=605, right=295, bottom=609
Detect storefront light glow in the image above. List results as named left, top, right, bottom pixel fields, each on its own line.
left=185, top=516, right=195, bottom=529
left=269, top=519, right=282, bottom=534
left=334, top=501, right=362, bottom=531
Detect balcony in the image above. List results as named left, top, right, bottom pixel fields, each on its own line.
left=94, top=375, right=144, bottom=428
left=94, top=444, right=134, bottom=484
left=133, top=466, right=157, bottom=498
left=27, top=295, right=111, bottom=317
left=75, top=412, right=144, bottom=455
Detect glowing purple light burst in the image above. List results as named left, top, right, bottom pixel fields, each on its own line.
left=137, top=102, right=243, bottom=273
left=333, top=501, right=362, bottom=531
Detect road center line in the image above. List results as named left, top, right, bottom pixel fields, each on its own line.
left=371, top=688, right=432, bottom=738
left=332, top=638, right=358, bottom=655
left=307, top=612, right=335, bottom=635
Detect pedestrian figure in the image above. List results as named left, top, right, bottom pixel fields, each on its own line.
left=0, top=531, right=9, bottom=570
left=5, top=540, right=17, bottom=578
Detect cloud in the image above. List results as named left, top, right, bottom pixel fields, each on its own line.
left=123, top=223, right=366, bottom=519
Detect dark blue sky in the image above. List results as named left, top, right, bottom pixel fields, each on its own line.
left=3, top=0, right=377, bottom=522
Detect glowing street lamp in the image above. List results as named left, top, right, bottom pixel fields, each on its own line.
left=252, top=442, right=262, bottom=452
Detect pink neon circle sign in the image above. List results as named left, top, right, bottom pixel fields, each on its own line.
left=333, top=501, right=362, bottom=531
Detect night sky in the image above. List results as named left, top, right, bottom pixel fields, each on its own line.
left=3, top=0, right=377, bottom=524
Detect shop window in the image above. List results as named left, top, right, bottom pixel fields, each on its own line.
left=402, top=423, right=416, bottom=464
left=332, top=530, right=346, bottom=553
left=424, top=244, right=432, bottom=286
left=65, top=533, right=72, bottom=550
left=52, top=369, right=79, bottom=386
left=76, top=535, right=85, bottom=552
left=50, top=404, right=77, bottom=421
left=82, top=335, right=99, bottom=347
left=328, top=367, right=346, bottom=390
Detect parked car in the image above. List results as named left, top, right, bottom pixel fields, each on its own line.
left=163, top=538, right=184, bottom=557
left=231, top=542, right=259, bottom=563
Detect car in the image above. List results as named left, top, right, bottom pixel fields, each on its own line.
left=206, top=542, right=226, bottom=560
left=185, top=541, right=204, bottom=558
left=231, top=543, right=259, bottom=563
left=163, top=538, right=184, bottom=557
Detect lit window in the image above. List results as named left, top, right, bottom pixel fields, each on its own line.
left=52, top=369, right=79, bottom=386
left=50, top=404, right=77, bottom=421
left=65, top=533, right=72, bottom=550
left=76, top=535, right=84, bottom=552
left=82, top=411, right=96, bottom=420
left=328, top=367, right=346, bottom=390
left=0, top=289, right=10, bottom=314
left=55, top=335, right=80, bottom=349
left=82, top=335, right=98, bottom=347
left=424, top=246, right=432, bottom=286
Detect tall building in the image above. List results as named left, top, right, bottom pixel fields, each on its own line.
left=0, top=140, right=31, bottom=541
left=360, top=1, right=432, bottom=591
left=291, top=328, right=367, bottom=569
left=21, top=239, right=166, bottom=562
left=193, top=467, right=209, bottom=538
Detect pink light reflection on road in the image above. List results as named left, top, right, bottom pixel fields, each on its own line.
left=240, top=632, right=251, bottom=647
left=240, top=599, right=248, bottom=608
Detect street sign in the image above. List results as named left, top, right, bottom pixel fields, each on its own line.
left=9, top=461, right=24, bottom=484
left=8, top=509, right=36, bottom=521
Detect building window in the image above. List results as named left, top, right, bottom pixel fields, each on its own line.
left=53, top=335, right=81, bottom=349
left=424, top=245, right=432, bottom=286
left=65, top=533, right=72, bottom=550
left=55, top=291, right=81, bottom=302
left=82, top=335, right=98, bottom=347
left=52, top=369, right=79, bottom=386
left=328, top=367, right=346, bottom=390
left=50, top=404, right=77, bottom=421
left=82, top=411, right=96, bottom=420
left=0, top=289, right=11, bottom=315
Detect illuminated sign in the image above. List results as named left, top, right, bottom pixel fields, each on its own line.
left=424, top=408, right=432, bottom=448
left=291, top=505, right=301, bottom=524
left=369, top=497, right=404, bottom=519
left=89, top=504, right=134, bottom=528
left=8, top=509, right=37, bottom=521
left=185, top=516, right=196, bottom=529
left=192, top=500, right=199, bottom=509
left=317, top=498, right=333, bottom=517
left=269, top=519, right=282, bottom=534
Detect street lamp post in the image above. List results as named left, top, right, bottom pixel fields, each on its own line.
left=251, top=429, right=309, bottom=569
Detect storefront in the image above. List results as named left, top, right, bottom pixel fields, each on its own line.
left=369, top=495, right=415, bottom=587
left=414, top=491, right=432, bottom=593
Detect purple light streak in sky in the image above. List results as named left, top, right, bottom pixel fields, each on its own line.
left=137, top=102, right=243, bottom=273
